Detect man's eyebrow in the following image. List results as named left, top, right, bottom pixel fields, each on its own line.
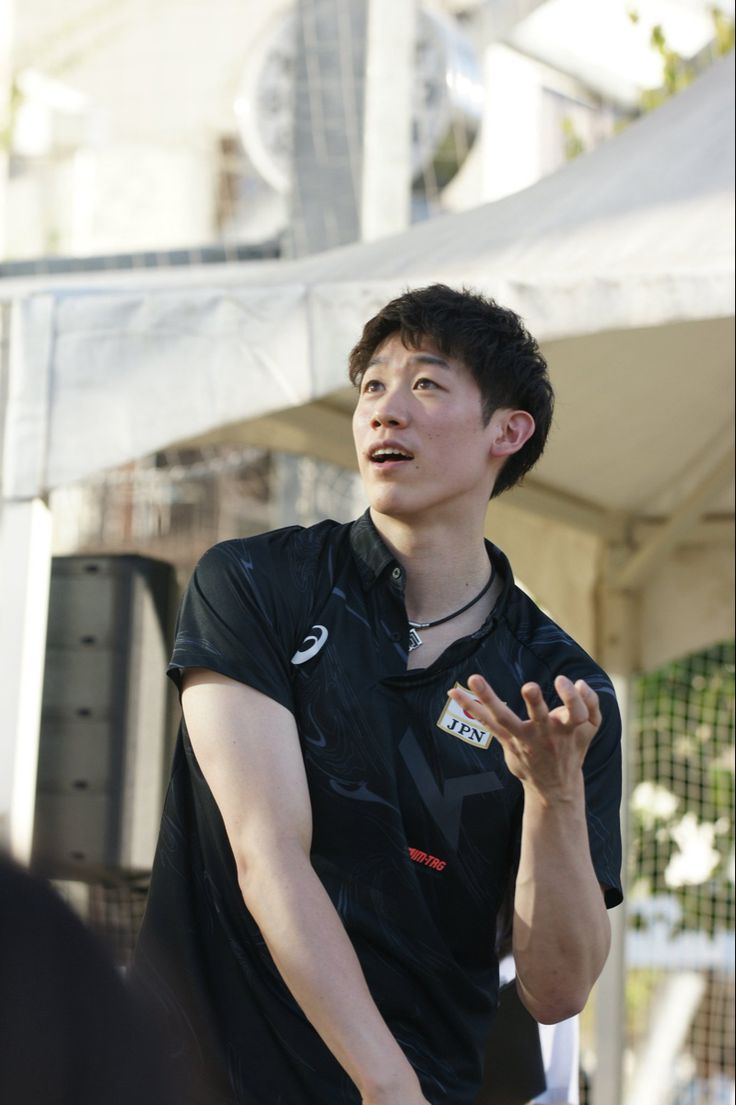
left=365, top=353, right=454, bottom=369
left=411, top=353, right=454, bottom=369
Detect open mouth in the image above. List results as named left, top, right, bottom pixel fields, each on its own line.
left=369, top=446, right=414, bottom=464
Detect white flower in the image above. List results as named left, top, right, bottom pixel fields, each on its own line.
left=631, top=781, right=679, bottom=828
left=664, top=813, right=722, bottom=888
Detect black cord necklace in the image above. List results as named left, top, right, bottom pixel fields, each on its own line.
left=408, top=570, right=494, bottom=652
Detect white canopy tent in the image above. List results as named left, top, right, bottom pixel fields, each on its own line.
left=1, top=56, right=733, bottom=1105
left=4, top=55, right=732, bottom=651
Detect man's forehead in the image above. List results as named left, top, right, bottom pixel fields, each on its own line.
left=368, top=333, right=459, bottom=370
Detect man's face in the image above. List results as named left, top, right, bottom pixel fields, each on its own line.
left=352, top=332, right=500, bottom=523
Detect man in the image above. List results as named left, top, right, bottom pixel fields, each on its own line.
left=133, top=284, right=623, bottom=1105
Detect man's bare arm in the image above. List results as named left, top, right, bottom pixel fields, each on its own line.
left=449, top=675, right=611, bottom=1024
left=181, top=669, right=430, bottom=1105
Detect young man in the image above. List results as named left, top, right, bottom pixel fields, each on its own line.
left=133, top=285, right=623, bottom=1105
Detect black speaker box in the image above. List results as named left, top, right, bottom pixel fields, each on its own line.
left=32, top=555, right=176, bottom=880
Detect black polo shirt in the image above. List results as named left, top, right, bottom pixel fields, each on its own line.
left=134, top=511, right=622, bottom=1105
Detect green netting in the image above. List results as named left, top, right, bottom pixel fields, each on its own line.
left=627, top=641, right=735, bottom=1105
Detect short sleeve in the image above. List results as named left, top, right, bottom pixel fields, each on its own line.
left=580, top=679, right=623, bottom=908
left=167, top=533, right=310, bottom=715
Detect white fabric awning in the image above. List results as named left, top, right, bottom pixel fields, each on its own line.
left=2, top=58, right=733, bottom=671
left=4, top=57, right=733, bottom=499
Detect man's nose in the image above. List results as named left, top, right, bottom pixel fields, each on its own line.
left=370, top=389, right=409, bottom=428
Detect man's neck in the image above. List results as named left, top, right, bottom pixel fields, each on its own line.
left=369, top=506, right=493, bottom=625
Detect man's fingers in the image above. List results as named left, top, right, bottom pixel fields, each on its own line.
left=450, top=676, right=519, bottom=739
left=449, top=675, right=602, bottom=743
left=554, top=674, right=599, bottom=729
left=553, top=675, right=589, bottom=726
left=576, top=679, right=602, bottom=728
left=521, top=682, right=548, bottom=725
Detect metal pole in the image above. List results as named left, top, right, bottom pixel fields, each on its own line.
left=288, top=0, right=414, bottom=256
left=625, top=973, right=707, bottom=1105
left=0, top=296, right=55, bottom=861
left=0, top=496, right=52, bottom=860
left=0, top=0, right=16, bottom=259
left=360, top=0, right=414, bottom=241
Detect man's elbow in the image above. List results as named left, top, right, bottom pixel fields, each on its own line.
left=522, top=987, right=590, bottom=1025
left=516, top=964, right=604, bottom=1024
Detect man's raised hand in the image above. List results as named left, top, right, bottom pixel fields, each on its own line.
left=448, top=675, right=601, bottom=804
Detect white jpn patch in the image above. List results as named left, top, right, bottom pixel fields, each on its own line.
left=436, top=683, right=495, bottom=750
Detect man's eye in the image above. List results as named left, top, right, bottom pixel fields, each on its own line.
left=361, top=379, right=382, bottom=394
left=414, top=377, right=439, bottom=390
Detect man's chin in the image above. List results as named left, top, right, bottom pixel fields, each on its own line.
left=366, top=492, right=429, bottom=523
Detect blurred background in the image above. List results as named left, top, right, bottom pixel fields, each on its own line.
left=0, top=2, right=734, bottom=1104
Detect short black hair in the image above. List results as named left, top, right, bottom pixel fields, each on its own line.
left=349, top=284, right=554, bottom=498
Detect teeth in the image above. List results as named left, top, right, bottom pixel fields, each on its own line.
left=372, top=447, right=411, bottom=460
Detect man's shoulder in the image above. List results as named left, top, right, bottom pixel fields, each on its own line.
left=197, top=518, right=350, bottom=580
left=501, top=585, right=615, bottom=698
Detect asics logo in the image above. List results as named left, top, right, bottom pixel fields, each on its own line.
left=291, top=625, right=329, bottom=664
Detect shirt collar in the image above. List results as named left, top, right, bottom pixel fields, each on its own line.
left=350, top=510, right=401, bottom=590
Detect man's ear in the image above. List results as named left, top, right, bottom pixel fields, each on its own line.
left=490, top=410, right=535, bottom=457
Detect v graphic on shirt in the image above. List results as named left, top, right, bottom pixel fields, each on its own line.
left=398, top=728, right=503, bottom=850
